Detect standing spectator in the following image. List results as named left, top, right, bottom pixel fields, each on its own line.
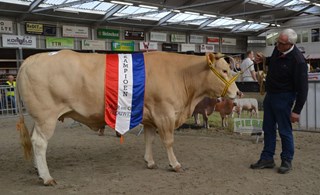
left=4, top=75, right=16, bottom=113
left=240, top=51, right=257, bottom=81
left=250, top=29, right=308, bottom=174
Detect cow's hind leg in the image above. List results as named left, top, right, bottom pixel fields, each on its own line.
left=144, top=125, right=157, bottom=169
left=32, top=119, right=57, bottom=186
left=157, top=126, right=182, bottom=172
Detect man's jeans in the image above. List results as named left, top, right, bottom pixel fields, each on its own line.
left=260, top=92, right=296, bottom=161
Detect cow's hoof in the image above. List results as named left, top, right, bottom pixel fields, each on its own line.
left=146, top=162, right=158, bottom=169
left=170, top=164, right=184, bottom=172
left=44, top=179, right=57, bottom=186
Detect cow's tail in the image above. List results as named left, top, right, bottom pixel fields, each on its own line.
left=16, top=71, right=32, bottom=161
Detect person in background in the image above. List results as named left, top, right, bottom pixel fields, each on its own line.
left=4, top=75, right=16, bottom=113
left=250, top=28, right=308, bottom=174
left=240, top=50, right=257, bottom=81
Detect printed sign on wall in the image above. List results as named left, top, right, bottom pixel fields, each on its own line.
left=222, top=37, right=236, bottom=45
left=181, top=44, right=196, bottom=52
left=124, top=30, right=145, bottom=40
left=25, top=23, right=57, bottom=36
left=46, top=37, right=74, bottom=49
left=62, top=25, right=89, bottom=38
left=97, top=29, right=120, bottom=39
left=190, top=35, right=203, bottom=44
left=200, top=44, right=214, bottom=53
left=207, top=37, right=220, bottom=45
left=111, top=40, right=134, bottom=52
left=162, top=43, right=178, bottom=52
left=150, top=32, right=167, bottom=42
left=81, top=40, right=105, bottom=50
left=0, top=20, right=13, bottom=34
left=2, top=35, right=36, bottom=48
left=171, top=34, right=186, bottom=43
left=139, top=42, right=158, bottom=51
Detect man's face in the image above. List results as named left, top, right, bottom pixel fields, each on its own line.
left=276, top=33, right=293, bottom=53
left=8, top=76, right=14, bottom=82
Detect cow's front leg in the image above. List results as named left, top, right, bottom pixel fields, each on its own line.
left=158, top=128, right=182, bottom=172
left=144, top=125, right=157, bottom=169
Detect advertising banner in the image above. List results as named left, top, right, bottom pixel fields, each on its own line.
left=190, top=35, right=203, bottom=44
left=222, top=37, right=236, bottom=45
left=25, top=23, right=56, bottom=36
left=81, top=40, right=105, bottom=50
left=171, top=34, right=186, bottom=43
left=2, top=35, right=36, bottom=48
left=124, top=30, right=145, bottom=40
left=200, top=44, right=215, bottom=53
left=207, top=37, right=219, bottom=45
left=139, top=42, right=158, bottom=51
left=150, top=32, right=167, bottom=42
left=62, top=25, right=89, bottom=38
left=234, top=118, right=263, bottom=134
left=97, top=28, right=119, bottom=39
left=0, top=20, right=13, bottom=34
left=181, top=44, right=196, bottom=52
left=111, top=40, right=134, bottom=52
left=247, top=36, right=266, bottom=47
left=162, top=43, right=178, bottom=52
left=46, top=37, right=74, bottom=49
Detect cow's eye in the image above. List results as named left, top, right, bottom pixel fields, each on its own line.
left=223, top=70, right=228, bottom=74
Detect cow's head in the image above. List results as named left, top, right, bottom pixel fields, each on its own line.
left=206, top=53, right=240, bottom=99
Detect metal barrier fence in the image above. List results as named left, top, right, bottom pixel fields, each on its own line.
left=0, top=85, right=25, bottom=118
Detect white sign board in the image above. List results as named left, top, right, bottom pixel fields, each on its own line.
left=0, top=20, right=13, bottom=34
left=62, top=25, right=89, bottom=38
left=181, top=44, right=195, bottom=52
left=190, top=35, right=203, bottom=44
left=233, top=118, right=263, bottom=134
left=150, top=32, right=167, bottom=42
left=171, top=34, right=186, bottom=43
left=81, top=40, right=105, bottom=50
left=222, top=37, right=236, bottom=45
left=2, top=35, right=36, bottom=48
left=139, top=42, right=158, bottom=51
left=200, top=44, right=215, bottom=53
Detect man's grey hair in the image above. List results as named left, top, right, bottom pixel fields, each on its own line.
left=281, top=28, right=298, bottom=44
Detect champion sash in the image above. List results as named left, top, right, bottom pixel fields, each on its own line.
left=105, top=53, right=145, bottom=135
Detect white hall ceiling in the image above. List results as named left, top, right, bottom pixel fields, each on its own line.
left=0, top=0, right=319, bottom=36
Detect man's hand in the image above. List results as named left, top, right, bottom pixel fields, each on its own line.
left=291, top=112, right=300, bottom=123
left=254, top=52, right=265, bottom=64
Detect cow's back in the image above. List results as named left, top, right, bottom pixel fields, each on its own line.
left=17, top=50, right=106, bottom=129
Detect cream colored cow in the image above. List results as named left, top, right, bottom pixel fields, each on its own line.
left=16, top=50, right=240, bottom=185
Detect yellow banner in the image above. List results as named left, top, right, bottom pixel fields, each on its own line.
left=26, top=23, right=43, bottom=34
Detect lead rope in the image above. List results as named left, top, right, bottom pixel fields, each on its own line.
left=257, top=57, right=266, bottom=95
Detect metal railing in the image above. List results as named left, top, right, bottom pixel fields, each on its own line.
left=0, top=85, right=26, bottom=118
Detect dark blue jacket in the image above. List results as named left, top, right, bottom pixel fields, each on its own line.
left=265, top=45, right=308, bottom=114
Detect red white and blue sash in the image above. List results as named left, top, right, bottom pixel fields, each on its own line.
left=105, top=53, right=145, bottom=135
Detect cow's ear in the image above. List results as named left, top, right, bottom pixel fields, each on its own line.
left=206, top=52, right=215, bottom=66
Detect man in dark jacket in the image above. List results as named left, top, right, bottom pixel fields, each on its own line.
left=250, top=29, right=308, bottom=174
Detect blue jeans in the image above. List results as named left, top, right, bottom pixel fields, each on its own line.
left=7, top=96, right=16, bottom=110
left=260, top=92, right=296, bottom=162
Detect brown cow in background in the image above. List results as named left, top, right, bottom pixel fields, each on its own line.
left=193, top=97, right=236, bottom=128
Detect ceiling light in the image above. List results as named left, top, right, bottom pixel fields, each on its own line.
left=248, top=20, right=254, bottom=23
left=235, top=19, right=245, bottom=22
left=203, top=14, right=216, bottom=18
left=300, top=0, right=310, bottom=3
left=261, top=22, right=270, bottom=25
left=173, top=10, right=180, bottom=13
left=313, top=3, right=320, bottom=6
left=139, top=4, right=158, bottom=9
left=184, top=11, right=199, bottom=15
left=110, top=1, right=133, bottom=6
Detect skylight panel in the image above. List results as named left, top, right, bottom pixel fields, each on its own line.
left=284, top=0, right=309, bottom=11
left=136, top=11, right=171, bottom=21
left=250, top=0, right=284, bottom=6
left=76, top=1, right=100, bottom=9
left=167, top=13, right=191, bottom=23
left=94, top=2, right=115, bottom=11
left=0, top=0, right=32, bottom=5
left=237, top=23, right=269, bottom=31
left=207, top=18, right=243, bottom=29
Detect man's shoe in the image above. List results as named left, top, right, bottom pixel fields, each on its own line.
left=250, top=159, right=275, bottom=169
left=278, top=160, right=292, bottom=174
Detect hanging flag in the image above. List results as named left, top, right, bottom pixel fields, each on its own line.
left=105, top=53, right=145, bottom=135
